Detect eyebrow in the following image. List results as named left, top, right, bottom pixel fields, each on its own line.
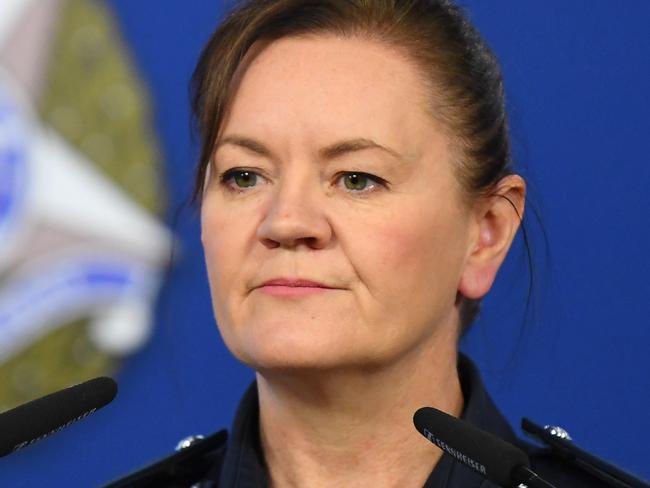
left=215, top=135, right=402, bottom=161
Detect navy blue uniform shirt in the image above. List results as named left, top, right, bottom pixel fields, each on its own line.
left=197, top=355, right=610, bottom=487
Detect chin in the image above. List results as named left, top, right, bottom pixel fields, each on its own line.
left=247, top=336, right=353, bottom=372
left=224, top=320, right=370, bottom=372
left=242, top=351, right=345, bottom=373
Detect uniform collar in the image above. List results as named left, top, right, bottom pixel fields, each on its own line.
left=218, top=354, right=516, bottom=488
left=429, top=354, right=518, bottom=488
left=217, top=382, right=267, bottom=488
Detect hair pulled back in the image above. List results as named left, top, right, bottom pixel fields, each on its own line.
left=191, top=0, right=516, bottom=334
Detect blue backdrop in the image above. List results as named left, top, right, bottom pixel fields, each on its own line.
left=2, top=1, right=649, bottom=486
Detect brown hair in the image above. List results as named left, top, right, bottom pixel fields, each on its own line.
left=191, top=0, right=517, bottom=334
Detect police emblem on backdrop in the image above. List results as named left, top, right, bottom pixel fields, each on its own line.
left=0, top=0, right=171, bottom=411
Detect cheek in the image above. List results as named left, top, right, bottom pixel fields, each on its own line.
left=201, top=201, right=256, bottom=358
left=377, top=224, right=423, bottom=274
left=360, top=204, right=469, bottom=314
left=201, top=202, right=246, bottom=309
left=201, top=206, right=226, bottom=276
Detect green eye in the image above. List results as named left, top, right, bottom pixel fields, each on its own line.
left=233, top=171, right=257, bottom=188
left=343, top=173, right=371, bottom=191
left=219, top=169, right=260, bottom=192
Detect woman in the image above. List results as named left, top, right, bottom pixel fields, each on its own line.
left=188, top=1, right=609, bottom=487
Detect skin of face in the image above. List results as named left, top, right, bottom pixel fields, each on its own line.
left=201, top=35, right=501, bottom=372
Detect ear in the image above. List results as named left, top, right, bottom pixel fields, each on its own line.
left=458, top=175, right=526, bottom=300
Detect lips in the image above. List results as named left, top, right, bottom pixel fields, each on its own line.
left=254, top=278, right=337, bottom=298
left=260, top=278, right=332, bottom=288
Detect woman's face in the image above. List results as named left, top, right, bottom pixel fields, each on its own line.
left=201, top=36, right=477, bottom=371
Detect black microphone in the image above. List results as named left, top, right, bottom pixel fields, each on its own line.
left=0, top=376, right=117, bottom=457
left=414, top=406, right=556, bottom=488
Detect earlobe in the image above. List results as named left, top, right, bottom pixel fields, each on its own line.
left=458, top=175, right=526, bottom=300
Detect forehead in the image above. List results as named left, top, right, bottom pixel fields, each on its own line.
left=221, top=35, right=440, bottom=155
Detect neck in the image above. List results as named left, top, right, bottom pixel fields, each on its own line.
left=256, top=331, right=463, bottom=488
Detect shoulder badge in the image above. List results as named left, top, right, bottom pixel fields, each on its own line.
left=103, top=430, right=228, bottom=488
left=522, top=418, right=649, bottom=488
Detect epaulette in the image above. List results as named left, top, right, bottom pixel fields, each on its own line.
left=522, top=419, right=650, bottom=488
left=102, top=429, right=228, bottom=488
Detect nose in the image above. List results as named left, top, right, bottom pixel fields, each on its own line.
left=256, top=180, right=332, bottom=250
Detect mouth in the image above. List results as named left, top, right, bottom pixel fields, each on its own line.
left=255, top=278, right=338, bottom=298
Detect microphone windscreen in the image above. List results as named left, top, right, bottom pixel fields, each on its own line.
left=414, top=406, right=529, bottom=487
left=0, top=376, right=117, bottom=457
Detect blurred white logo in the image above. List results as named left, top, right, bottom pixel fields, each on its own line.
left=0, top=0, right=171, bottom=407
